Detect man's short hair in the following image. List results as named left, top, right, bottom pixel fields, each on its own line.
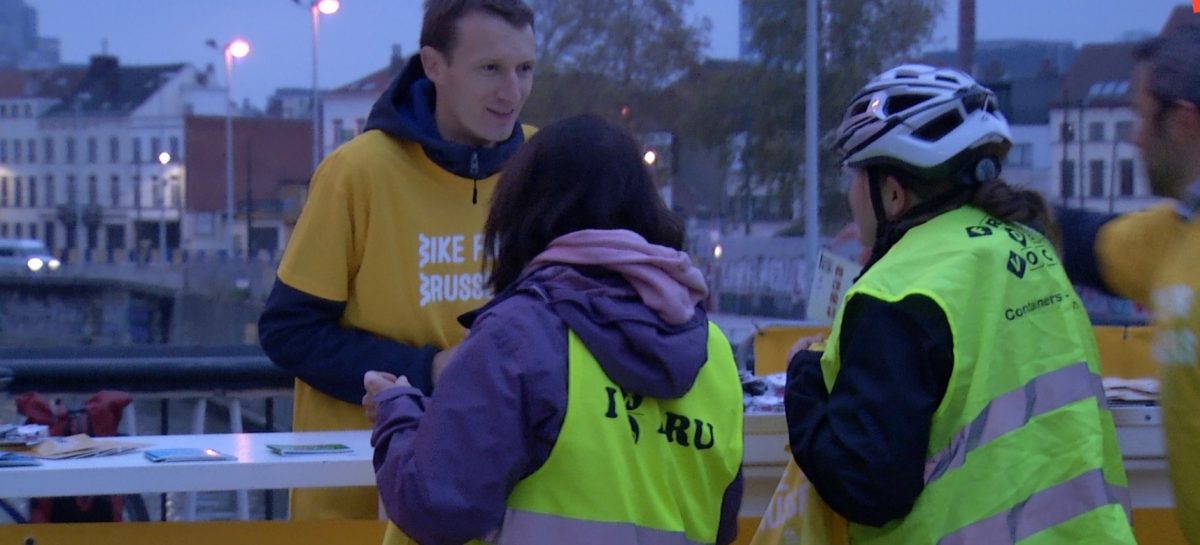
left=421, top=0, right=535, bottom=59
left=1135, top=20, right=1200, bottom=109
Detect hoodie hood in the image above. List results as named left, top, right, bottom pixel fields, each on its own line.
left=465, top=231, right=712, bottom=399
left=362, top=54, right=525, bottom=180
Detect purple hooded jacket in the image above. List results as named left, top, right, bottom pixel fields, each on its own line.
left=370, top=230, right=744, bottom=545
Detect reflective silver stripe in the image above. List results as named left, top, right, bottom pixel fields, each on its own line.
left=937, top=469, right=1130, bottom=545
left=487, top=508, right=710, bottom=545
left=924, top=362, right=1105, bottom=484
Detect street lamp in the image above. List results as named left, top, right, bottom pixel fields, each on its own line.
left=158, top=151, right=171, bottom=262
left=295, top=0, right=340, bottom=172
left=207, top=37, right=250, bottom=255
left=642, top=150, right=657, bottom=166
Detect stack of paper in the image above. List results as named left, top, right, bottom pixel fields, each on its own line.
left=26, top=434, right=150, bottom=459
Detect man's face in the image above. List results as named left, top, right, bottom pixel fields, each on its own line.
left=1132, top=65, right=1187, bottom=198
left=423, top=11, right=536, bottom=148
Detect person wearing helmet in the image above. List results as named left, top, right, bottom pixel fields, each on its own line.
left=784, top=64, right=1135, bottom=544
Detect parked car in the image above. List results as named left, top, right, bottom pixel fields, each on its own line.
left=0, top=238, right=61, bottom=273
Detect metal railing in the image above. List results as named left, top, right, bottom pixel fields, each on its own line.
left=0, top=345, right=294, bottom=523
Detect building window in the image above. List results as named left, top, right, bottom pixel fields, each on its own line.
left=0, top=105, right=6, bottom=117
left=1005, top=143, right=1033, bottom=167
left=27, top=139, right=35, bottom=163
left=45, top=175, right=55, bottom=206
left=151, top=175, right=162, bottom=206
left=23, top=104, right=31, bottom=117
left=88, top=175, right=98, bottom=205
left=13, top=223, right=21, bottom=238
left=67, top=175, right=77, bottom=205
left=1115, top=121, right=1133, bottom=143
left=1120, top=159, right=1135, bottom=196
left=110, top=175, right=120, bottom=207
left=1060, top=160, right=1075, bottom=198
left=87, top=137, right=98, bottom=164
left=0, top=177, right=7, bottom=207
left=132, top=137, right=142, bottom=163
left=1, top=225, right=7, bottom=237
left=28, top=176, right=36, bottom=208
left=355, top=118, right=366, bottom=135
left=1089, top=159, right=1105, bottom=197
left=150, top=137, right=161, bottom=159
left=333, top=119, right=348, bottom=145
left=12, top=139, right=21, bottom=164
left=44, top=138, right=54, bottom=163
left=66, top=138, right=76, bottom=163
left=14, top=177, right=21, bottom=207
left=1060, top=122, right=1075, bottom=143
left=29, top=223, right=37, bottom=240
left=0, top=140, right=6, bottom=163
left=1088, top=122, right=1105, bottom=142
left=169, top=136, right=180, bottom=160
left=109, top=137, right=120, bottom=164
left=171, top=184, right=181, bottom=208
left=133, top=175, right=141, bottom=209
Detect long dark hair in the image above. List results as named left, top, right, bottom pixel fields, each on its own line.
left=483, top=114, right=685, bottom=292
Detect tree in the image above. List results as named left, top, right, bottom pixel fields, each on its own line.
left=730, top=0, right=943, bottom=234
left=522, top=0, right=711, bottom=126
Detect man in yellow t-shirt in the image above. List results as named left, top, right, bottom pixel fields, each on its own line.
left=258, top=0, right=537, bottom=521
left=1058, top=20, right=1200, bottom=543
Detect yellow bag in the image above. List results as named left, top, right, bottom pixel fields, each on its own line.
left=749, top=459, right=849, bottom=545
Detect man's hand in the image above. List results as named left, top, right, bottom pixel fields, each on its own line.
left=362, top=371, right=411, bottom=423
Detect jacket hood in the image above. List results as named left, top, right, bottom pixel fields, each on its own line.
left=362, top=54, right=525, bottom=180
left=464, top=230, right=713, bottom=399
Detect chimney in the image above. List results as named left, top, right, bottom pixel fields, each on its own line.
left=87, top=54, right=120, bottom=99
left=957, top=0, right=976, bottom=75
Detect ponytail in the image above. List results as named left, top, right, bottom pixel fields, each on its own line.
left=968, top=179, right=1062, bottom=251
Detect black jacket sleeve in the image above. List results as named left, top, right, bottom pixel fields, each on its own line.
left=1055, top=205, right=1118, bottom=296
left=785, top=293, right=953, bottom=527
left=258, top=277, right=437, bottom=403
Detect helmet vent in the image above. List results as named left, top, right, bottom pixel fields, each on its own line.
left=850, top=100, right=869, bottom=116
left=935, top=74, right=959, bottom=83
left=912, top=111, right=963, bottom=142
left=885, top=94, right=932, bottom=115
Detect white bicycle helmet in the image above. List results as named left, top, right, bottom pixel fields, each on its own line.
left=834, top=64, right=1012, bottom=185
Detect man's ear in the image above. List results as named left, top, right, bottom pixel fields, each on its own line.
left=881, top=175, right=909, bottom=220
left=419, top=46, right=445, bottom=84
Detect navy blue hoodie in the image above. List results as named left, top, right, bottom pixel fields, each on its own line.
left=258, top=54, right=526, bottom=403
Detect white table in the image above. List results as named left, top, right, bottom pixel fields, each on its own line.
left=0, top=407, right=1169, bottom=512
left=0, top=431, right=375, bottom=498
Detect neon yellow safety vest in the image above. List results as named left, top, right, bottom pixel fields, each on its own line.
left=481, top=321, right=743, bottom=545
left=820, top=206, right=1134, bottom=544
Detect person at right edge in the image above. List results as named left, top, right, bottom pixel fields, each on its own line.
left=1057, top=21, right=1200, bottom=544
left=785, top=64, right=1135, bottom=544
left=257, top=0, right=537, bottom=522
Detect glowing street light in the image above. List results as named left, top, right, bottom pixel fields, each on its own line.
left=643, top=150, right=657, bottom=166
left=206, top=37, right=252, bottom=255
left=295, top=0, right=341, bottom=171
left=156, top=151, right=172, bottom=261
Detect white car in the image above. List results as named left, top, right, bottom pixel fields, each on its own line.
left=0, top=238, right=61, bottom=273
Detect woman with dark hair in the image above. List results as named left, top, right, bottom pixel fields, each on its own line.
left=365, top=114, right=744, bottom=545
left=785, top=65, right=1135, bottom=544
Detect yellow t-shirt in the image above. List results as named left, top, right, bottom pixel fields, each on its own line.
left=1097, top=203, right=1200, bottom=542
left=277, top=127, right=532, bottom=520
